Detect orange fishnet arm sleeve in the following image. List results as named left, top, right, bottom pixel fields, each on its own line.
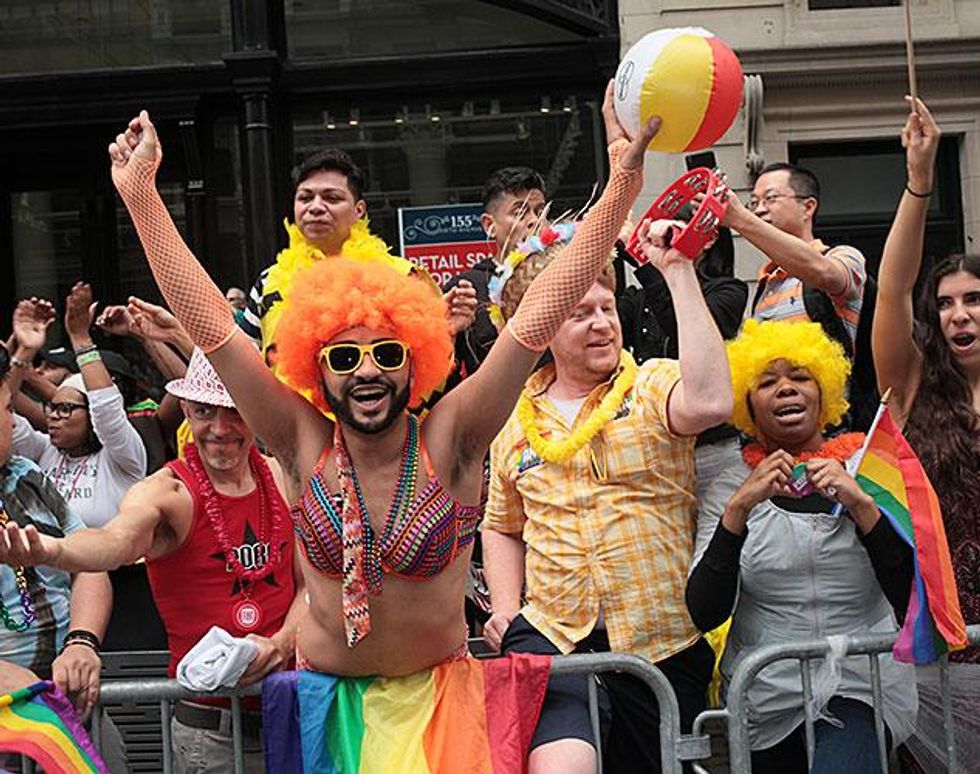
left=112, top=153, right=236, bottom=353
left=508, top=138, right=641, bottom=351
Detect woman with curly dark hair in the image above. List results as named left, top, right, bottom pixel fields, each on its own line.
left=872, top=96, right=980, bottom=770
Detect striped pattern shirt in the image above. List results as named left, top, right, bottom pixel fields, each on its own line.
left=485, top=356, right=701, bottom=664
left=753, top=240, right=867, bottom=345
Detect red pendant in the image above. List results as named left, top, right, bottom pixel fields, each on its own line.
left=232, top=598, right=263, bottom=633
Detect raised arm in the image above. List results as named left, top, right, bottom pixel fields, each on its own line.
left=635, top=220, right=734, bottom=435
left=108, top=112, right=326, bottom=471
left=428, top=82, right=660, bottom=467
left=873, top=97, right=940, bottom=423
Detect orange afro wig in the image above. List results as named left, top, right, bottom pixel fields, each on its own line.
left=274, top=257, right=453, bottom=413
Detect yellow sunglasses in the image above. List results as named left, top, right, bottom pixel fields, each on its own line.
left=319, top=340, right=409, bottom=375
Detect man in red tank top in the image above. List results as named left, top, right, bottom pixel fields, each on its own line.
left=0, top=349, right=305, bottom=774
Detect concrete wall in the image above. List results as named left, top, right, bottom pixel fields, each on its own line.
left=619, top=0, right=980, bottom=279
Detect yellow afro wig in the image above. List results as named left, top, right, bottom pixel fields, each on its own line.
left=727, top=319, right=851, bottom=437
left=274, top=257, right=453, bottom=413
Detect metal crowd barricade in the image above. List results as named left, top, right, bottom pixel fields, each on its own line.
left=698, top=623, right=980, bottom=774
left=69, top=651, right=683, bottom=774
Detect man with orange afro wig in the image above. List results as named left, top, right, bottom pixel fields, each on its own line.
left=106, top=80, right=659, bottom=696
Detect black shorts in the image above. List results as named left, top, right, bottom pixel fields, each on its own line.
left=500, top=614, right=612, bottom=750
left=501, top=614, right=714, bottom=771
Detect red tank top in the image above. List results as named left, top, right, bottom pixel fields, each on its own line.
left=147, top=454, right=296, bottom=677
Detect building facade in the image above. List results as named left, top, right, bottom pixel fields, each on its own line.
left=621, top=0, right=979, bottom=281
left=0, top=0, right=619, bottom=326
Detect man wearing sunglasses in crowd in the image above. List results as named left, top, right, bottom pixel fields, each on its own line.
left=0, top=349, right=306, bottom=773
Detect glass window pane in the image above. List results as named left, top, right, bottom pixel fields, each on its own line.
left=0, top=1, right=230, bottom=75
left=286, top=0, right=579, bottom=59
left=12, top=188, right=83, bottom=312
left=292, top=95, right=601, bottom=251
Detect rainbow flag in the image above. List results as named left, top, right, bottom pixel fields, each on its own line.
left=851, top=402, right=967, bottom=663
left=0, top=680, right=108, bottom=772
left=262, top=654, right=550, bottom=773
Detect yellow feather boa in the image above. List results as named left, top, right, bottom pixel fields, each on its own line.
left=259, top=218, right=416, bottom=351
left=518, top=351, right=638, bottom=464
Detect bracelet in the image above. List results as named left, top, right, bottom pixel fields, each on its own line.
left=62, top=638, right=100, bottom=655
left=75, top=350, right=102, bottom=368
left=64, top=629, right=101, bottom=651
left=10, top=357, right=31, bottom=369
left=905, top=183, right=932, bottom=198
left=73, top=343, right=98, bottom=356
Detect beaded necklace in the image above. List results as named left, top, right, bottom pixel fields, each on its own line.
left=334, top=414, right=420, bottom=647
left=0, top=498, right=37, bottom=632
left=183, top=444, right=287, bottom=632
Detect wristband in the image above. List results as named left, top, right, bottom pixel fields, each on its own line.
left=905, top=183, right=932, bottom=198
left=62, top=638, right=100, bottom=655
left=64, top=629, right=101, bottom=651
left=73, top=343, right=98, bottom=356
left=75, top=350, right=102, bottom=368
left=625, top=167, right=730, bottom=262
left=10, top=357, right=31, bottom=369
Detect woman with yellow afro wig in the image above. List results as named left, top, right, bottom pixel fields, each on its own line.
left=727, top=318, right=851, bottom=438
left=685, top=318, right=917, bottom=772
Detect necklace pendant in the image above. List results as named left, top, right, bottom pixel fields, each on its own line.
left=232, top=598, right=263, bottom=633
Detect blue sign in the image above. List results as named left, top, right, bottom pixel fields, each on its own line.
left=398, top=203, right=486, bottom=249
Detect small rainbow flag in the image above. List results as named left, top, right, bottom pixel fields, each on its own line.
left=0, top=680, right=108, bottom=772
left=262, top=654, right=550, bottom=773
left=851, top=399, right=967, bottom=663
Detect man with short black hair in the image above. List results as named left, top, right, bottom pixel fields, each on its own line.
left=444, top=166, right=548, bottom=379
left=722, top=161, right=867, bottom=347
left=239, top=149, right=416, bottom=355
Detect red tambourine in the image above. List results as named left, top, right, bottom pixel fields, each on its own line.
left=625, top=167, right=730, bottom=262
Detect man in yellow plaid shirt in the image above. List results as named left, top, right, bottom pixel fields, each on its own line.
left=483, top=217, right=734, bottom=773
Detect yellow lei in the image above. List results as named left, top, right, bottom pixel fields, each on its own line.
left=518, top=351, right=638, bottom=464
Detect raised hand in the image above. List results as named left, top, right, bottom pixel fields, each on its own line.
left=95, top=305, right=137, bottom=338
left=903, top=96, right=941, bottom=196
left=108, top=110, right=161, bottom=186
left=445, top=280, right=479, bottom=335
left=634, top=218, right=691, bottom=274
left=126, top=296, right=193, bottom=353
left=64, top=282, right=98, bottom=346
left=601, top=79, right=662, bottom=171
left=12, top=297, right=56, bottom=354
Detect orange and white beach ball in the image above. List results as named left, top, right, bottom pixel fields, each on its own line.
left=614, top=27, right=744, bottom=154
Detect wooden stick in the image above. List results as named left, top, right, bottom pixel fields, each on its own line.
left=904, top=0, right=919, bottom=105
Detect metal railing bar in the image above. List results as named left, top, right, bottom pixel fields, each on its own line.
left=868, top=653, right=887, bottom=774
left=799, top=657, right=815, bottom=769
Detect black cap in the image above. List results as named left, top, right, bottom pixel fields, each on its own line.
left=100, top=350, right=137, bottom=380
left=41, top=348, right=80, bottom=374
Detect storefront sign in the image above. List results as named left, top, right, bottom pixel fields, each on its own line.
left=398, top=203, right=497, bottom=285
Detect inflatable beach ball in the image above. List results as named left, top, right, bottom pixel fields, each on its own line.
left=614, top=27, right=744, bottom=154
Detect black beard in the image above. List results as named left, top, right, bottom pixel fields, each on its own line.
left=324, top=377, right=410, bottom=435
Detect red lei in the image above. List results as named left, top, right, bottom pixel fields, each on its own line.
left=183, top=443, right=286, bottom=583
left=742, top=432, right=865, bottom=468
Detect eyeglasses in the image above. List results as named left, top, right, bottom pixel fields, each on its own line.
left=43, top=401, right=89, bottom=419
left=319, top=340, right=408, bottom=375
left=748, top=192, right=808, bottom=211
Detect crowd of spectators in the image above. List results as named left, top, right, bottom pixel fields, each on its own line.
left=0, top=93, right=976, bottom=774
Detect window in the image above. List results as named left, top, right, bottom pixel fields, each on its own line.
left=790, top=137, right=963, bottom=277
left=292, top=94, right=603, bottom=250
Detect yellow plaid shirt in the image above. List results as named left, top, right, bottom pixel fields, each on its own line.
left=486, top=355, right=701, bottom=663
